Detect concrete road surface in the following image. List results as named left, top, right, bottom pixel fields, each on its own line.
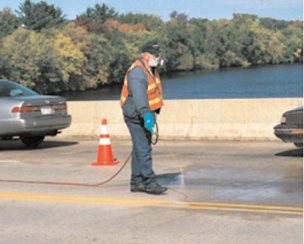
left=0, top=139, right=302, bottom=244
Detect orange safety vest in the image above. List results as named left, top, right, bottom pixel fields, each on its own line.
left=120, top=60, right=164, bottom=111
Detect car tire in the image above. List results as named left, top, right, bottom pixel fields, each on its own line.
left=294, top=142, right=303, bottom=148
left=21, top=136, right=45, bottom=147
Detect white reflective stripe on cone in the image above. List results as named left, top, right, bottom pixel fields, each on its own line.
left=99, top=138, right=111, bottom=145
left=101, top=125, right=109, bottom=135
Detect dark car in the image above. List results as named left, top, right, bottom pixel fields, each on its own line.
left=274, top=106, right=303, bottom=147
left=0, top=80, right=72, bottom=147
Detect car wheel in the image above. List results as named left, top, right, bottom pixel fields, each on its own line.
left=21, top=136, right=45, bottom=147
left=294, top=142, right=303, bottom=148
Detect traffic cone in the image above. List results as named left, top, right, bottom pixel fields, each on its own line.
left=91, top=119, right=120, bottom=166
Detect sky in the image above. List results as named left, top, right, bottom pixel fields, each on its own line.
left=1, top=0, right=303, bottom=21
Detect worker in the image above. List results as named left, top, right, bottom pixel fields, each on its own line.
left=120, top=41, right=167, bottom=194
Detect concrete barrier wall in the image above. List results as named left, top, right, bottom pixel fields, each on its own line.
left=59, top=98, right=303, bottom=141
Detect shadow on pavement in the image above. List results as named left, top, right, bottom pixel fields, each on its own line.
left=0, top=140, right=78, bottom=151
left=275, top=148, right=303, bottom=157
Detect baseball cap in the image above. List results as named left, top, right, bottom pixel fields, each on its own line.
left=141, top=41, right=160, bottom=54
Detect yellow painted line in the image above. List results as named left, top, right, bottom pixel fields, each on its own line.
left=185, top=201, right=303, bottom=211
left=0, top=192, right=302, bottom=216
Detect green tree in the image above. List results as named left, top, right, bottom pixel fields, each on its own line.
left=223, top=17, right=260, bottom=65
left=259, top=18, right=292, bottom=31
left=124, top=31, right=153, bottom=60
left=3, top=28, right=89, bottom=93
left=16, top=0, right=66, bottom=32
left=51, top=33, right=86, bottom=90
left=199, top=20, right=226, bottom=68
left=107, top=28, right=131, bottom=84
left=0, top=44, right=11, bottom=79
left=0, top=8, right=302, bottom=93
left=251, top=25, right=285, bottom=64
left=259, top=17, right=276, bottom=31
left=170, top=11, right=189, bottom=26
left=231, top=13, right=258, bottom=27
left=88, top=34, right=111, bottom=85
left=190, top=18, right=219, bottom=69
left=278, top=28, right=303, bottom=62
left=118, top=13, right=163, bottom=31
left=82, top=3, right=118, bottom=23
left=274, top=20, right=292, bottom=30
left=164, top=16, right=198, bottom=72
left=0, top=8, right=19, bottom=39
left=63, top=23, right=106, bottom=89
left=3, top=29, right=50, bottom=91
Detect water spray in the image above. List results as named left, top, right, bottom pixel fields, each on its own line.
left=153, top=124, right=185, bottom=183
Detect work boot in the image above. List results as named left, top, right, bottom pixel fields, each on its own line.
left=131, top=184, right=146, bottom=193
left=145, top=183, right=167, bottom=195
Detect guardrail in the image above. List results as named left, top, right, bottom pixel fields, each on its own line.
left=60, top=98, right=303, bottom=141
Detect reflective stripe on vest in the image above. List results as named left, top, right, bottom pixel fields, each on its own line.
left=120, top=60, right=164, bottom=111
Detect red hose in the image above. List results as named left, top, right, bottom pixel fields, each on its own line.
left=0, top=153, right=132, bottom=187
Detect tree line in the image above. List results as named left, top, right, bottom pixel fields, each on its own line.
left=0, top=0, right=302, bottom=94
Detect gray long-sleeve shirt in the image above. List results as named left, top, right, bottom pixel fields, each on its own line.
left=122, top=66, right=151, bottom=122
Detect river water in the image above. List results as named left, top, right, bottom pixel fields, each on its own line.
left=61, top=64, right=303, bottom=101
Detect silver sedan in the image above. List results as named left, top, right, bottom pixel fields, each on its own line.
left=0, top=80, right=72, bottom=147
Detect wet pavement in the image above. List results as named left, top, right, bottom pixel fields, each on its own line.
left=0, top=139, right=302, bottom=243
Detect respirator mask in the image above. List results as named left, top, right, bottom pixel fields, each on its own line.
left=149, top=55, right=164, bottom=67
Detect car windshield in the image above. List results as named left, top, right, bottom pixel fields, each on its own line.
left=0, top=81, right=38, bottom=97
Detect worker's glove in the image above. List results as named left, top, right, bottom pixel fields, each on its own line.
left=144, top=112, right=154, bottom=134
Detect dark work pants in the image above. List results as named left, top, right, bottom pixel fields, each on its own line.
left=125, top=118, right=157, bottom=188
